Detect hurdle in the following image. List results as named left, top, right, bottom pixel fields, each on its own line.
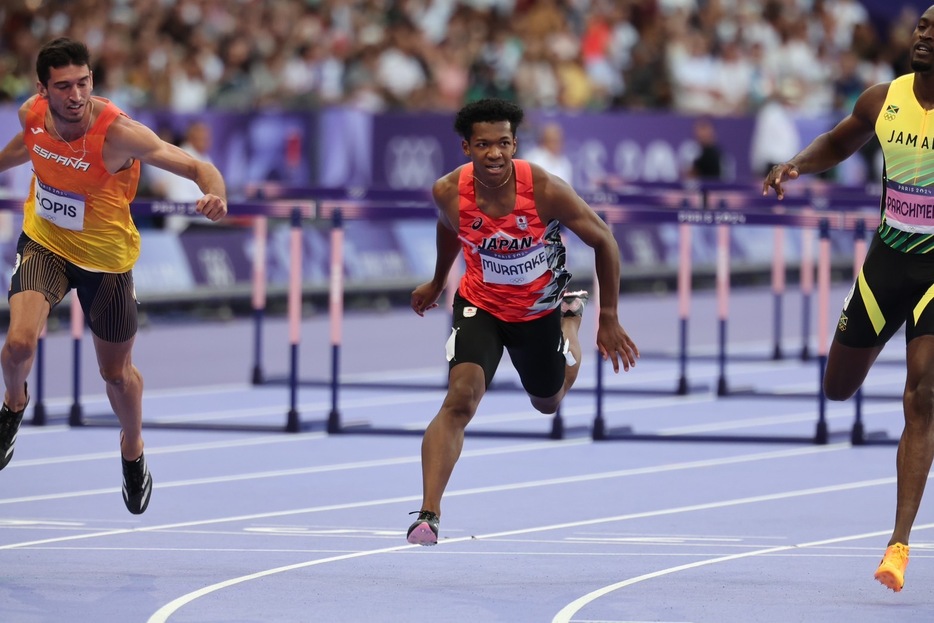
left=23, top=199, right=327, bottom=433
left=300, top=204, right=591, bottom=440
left=6, top=183, right=897, bottom=442
left=607, top=181, right=819, bottom=364
left=592, top=207, right=863, bottom=444
left=252, top=187, right=728, bottom=440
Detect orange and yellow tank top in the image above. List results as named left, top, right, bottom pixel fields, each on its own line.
left=876, top=73, right=934, bottom=254
left=456, top=159, right=571, bottom=322
left=22, top=97, right=141, bottom=272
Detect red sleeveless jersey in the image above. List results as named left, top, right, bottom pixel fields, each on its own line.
left=456, top=159, right=570, bottom=322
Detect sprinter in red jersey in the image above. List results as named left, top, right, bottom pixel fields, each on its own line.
left=406, top=98, right=639, bottom=545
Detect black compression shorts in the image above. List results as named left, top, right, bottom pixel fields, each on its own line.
left=447, top=292, right=566, bottom=398
left=834, top=234, right=934, bottom=348
left=9, top=233, right=138, bottom=343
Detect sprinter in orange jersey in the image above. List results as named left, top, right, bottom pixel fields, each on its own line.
left=0, top=38, right=227, bottom=515
left=405, top=98, right=639, bottom=545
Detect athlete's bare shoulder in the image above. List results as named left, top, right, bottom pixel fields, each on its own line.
left=527, top=160, right=567, bottom=196
left=104, top=110, right=144, bottom=138
left=431, top=166, right=463, bottom=214
left=853, top=82, right=893, bottom=124
left=17, top=95, right=40, bottom=128
left=527, top=160, right=578, bottom=222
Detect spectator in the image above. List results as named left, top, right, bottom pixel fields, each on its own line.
left=523, top=122, right=574, bottom=184
left=147, top=121, right=215, bottom=231
left=750, top=79, right=802, bottom=177
left=0, top=0, right=921, bottom=118
left=688, top=117, right=724, bottom=180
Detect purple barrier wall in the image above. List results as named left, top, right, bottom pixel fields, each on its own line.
left=366, top=111, right=762, bottom=190
left=0, top=105, right=836, bottom=197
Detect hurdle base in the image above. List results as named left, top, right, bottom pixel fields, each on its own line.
left=69, top=403, right=84, bottom=427
left=263, top=375, right=710, bottom=398
left=598, top=383, right=710, bottom=396
left=331, top=419, right=590, bottom=440
left=592, top=417, right=607, bottom=440
left=286, top=409, right=301, bottom=433
left=30, top=402, right=47, bottom=427
left=595, top=425, right=849, bottom=445
left=720, top=387, right=816, bottom=399
left=850, top=426, right=896, bottom=446
left=676, top=377, right=689, bottom=396
left=261, top=376, right=448, bottom=392
left=77, top=413, right=328, bottom=433
left=251, top=365, right=264, bottom=385
left=717, top=384, right=758, bottom=397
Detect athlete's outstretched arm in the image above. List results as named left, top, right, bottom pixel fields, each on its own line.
left=0, top=133, right=28, bottom=173
left=763, top=83, right=887, bottom=199
left=105, top=115, right=227, bottom=221
left=0, top=100, right=34, bottom=173
left=412, top=175, right=461, bottom=316
left=533, top=166, right=639, bottom=372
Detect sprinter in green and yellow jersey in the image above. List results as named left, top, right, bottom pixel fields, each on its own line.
left=763, top=5, right=934, bottom=593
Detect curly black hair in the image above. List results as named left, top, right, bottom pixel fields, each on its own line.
left=454, top=98, right=524, bottom=141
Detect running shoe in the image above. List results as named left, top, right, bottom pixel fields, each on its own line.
left=874, top=542, right=909, bottom=592
left=121, top=451, right=153, bottom=515
left=406, top=510, right=439, bottom=546
left=560, top=290, right=589, bottom=318
left=0, top=386, right=28, bottom=471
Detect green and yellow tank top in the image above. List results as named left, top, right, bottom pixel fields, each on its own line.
left=876, top=73, right=934, bottom=254
left=22, top=96, right=141, bottom=272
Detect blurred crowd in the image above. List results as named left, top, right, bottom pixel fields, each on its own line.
left=0, top=0, right=923, bottom=117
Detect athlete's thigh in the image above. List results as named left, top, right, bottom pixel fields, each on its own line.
left=834, top=238, right=918, bottom=348
left=9, top=233, right=69, bottom=309
left=448, top=293, right=504, bottom=389
left=91, top=332, right=135, bottom=374
left=902, top=248, right=934, bottom=342
left=69, top=266, right=138, bottom=343
left=504, top=308, right=565, bottom=399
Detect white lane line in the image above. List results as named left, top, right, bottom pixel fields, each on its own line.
left=36, top=383, right=258, bottom=408
left=1, top=444, right=846, bottom=545
left=8, top=433, right=329, bottom=467
left=658, top=401, right=899, bottom=435
left=0, top=441, right=840, bottom=508
left=145, top=466, right=901, bottom=623
left=0, top=438, right=589, bottom=506
left=551, top=523, right=934, bottom=623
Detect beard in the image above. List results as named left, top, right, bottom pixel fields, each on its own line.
left=911, top=53, right=933, bottom=73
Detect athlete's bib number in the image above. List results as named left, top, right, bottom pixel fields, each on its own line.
left=479, top=244, right=548, bottom=285
left=34, top=178, right=86, bottom=231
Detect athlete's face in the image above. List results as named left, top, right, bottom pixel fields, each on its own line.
left=38, top=64, right=93, bottom=126
left=909, top=8, right=934, bottom=72
left=462, top=121, right=517, bottom=186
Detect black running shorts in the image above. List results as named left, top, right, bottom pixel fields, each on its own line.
left=9, top=233, right=138, bottom=343
left=448, top=292, right=566, bottom=398
left=834, top=234, right=934, bottom=348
